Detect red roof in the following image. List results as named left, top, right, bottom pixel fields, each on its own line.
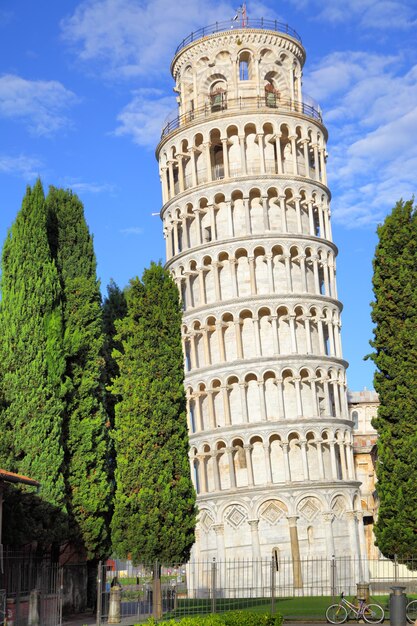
left=0, top=469, right=40, bottom=487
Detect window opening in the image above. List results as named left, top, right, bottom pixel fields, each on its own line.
left=239, top=60, right=249, bottom=80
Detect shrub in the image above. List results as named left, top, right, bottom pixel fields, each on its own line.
left=142, top=610, right=283, bottom=625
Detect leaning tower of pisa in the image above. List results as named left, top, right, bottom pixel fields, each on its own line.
left=156, top=18, right=367, bottom=587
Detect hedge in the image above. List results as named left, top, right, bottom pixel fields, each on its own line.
left=142, top=611, right=284, bottom=625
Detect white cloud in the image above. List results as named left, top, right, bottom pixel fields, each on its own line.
left=289, top=0, right=417, bottom=30
left=308, top=51, right=417, bottom=227
left=61, top=0, right=269, bottom=79
left=0, top=154, right=44, bottom=179
left=113, top=88, right=176, bottom=148
left=67, top=181, right=115, bottom=194
left=0, top=75, right=78, bottom=136
left=120, top=226, right=144, bottom=235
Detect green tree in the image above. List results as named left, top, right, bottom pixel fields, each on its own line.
left=368, top=198, right=417, bottom=557
left=111, top=262, right=196, bottom=564
left=0, top=181, right=67, bottom=539
left=46, top=186, right=112, bottom=561
left=102, top=279, right=127, bottom=428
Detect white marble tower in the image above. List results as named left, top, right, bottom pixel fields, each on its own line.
left=156, top=18, right=367, bottom=589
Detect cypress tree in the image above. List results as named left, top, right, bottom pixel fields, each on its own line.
left=111, top=262, right=196, bottom=564
left=0, top=181, right=67, bottom=523
left=46, top=187, right=111, bottom=561
left=102, top=279, right=127, bottom=428
left=368, top=198, right=417, bottom=557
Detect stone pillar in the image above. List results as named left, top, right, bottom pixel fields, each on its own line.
left=235, top=320, right=244, bottom=359
left=227, top=202, right=234, bottom=237
left=300, top=440, right=309, bottom=480
left=222, top=138, right=230, bottom=179
left=322, top=512, right=335, bottom=559
left=302, top=139, right=310, bottom=178
left=287, top=516, right=303, bottom=589
left=248, top=257, right=257, bottom=294
left=257, top=133, right=266, bottom=174
left=329, top=440, right=338, bottom=479
left=244, top=444, right=254, bottom=486
left=230, top=258, right=238, bottom=297
left=239, top=135, right=247, bottom=175
left=316, top=439, right=325, bottom=479
left=240, top=383, right=249, bottom=422
left=108, top=584, right=122, bottom=624
left=263, top=442, right=272, bottom=483
left=282, top=443, right=291, bottom=481
left=244, top=197, right=252, bottom=235
left=212, top=452, right=221, bottom=491
left=28, top=590, right=40, bottom=626
left=248, top=519, right=261, bottom=559
left=275, top=133, right=283, bottom=174
left=258, top=381, right=267, bottom=421
left=226, top=447, right=236, bottom=489
left=177, top=155, right=185, bottom=192
left=222, top=385, right=231, bottom=427
left=197, top=455, right=208, bottom=494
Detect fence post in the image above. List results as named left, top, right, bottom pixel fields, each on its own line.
left=152, top=561, right=162, bottom=620
left=331, top=555, right=336, bottom=598
left=270, top=557, right=276, bottom=614
left=211, top=558, right=217, bottom=614
left=96, top=561, right=102, bottom=626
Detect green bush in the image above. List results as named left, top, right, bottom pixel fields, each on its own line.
left=142, top=611, right=283, bottom=625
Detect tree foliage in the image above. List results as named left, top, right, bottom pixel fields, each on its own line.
left=0, top=180, right=68, bottom=541
left=111, top=262, right=196, bottom=563
left=368, top=198, right=417, bottom=557
left=46, top=186, right=111, bottom=560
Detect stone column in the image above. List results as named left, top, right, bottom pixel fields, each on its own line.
left=194, top=394, right=203, bottom=432
left=346, top=442, right=355, bottom=479
left=168, top=160, right=175, bottom=198
left=329, top=440, right=338, bottom=479
left=177, top=155, right=185, bottom=193
left=282, top=443, right=291, bottom=481
left=271, top=315, right=279, bottom=355
left=216, top=321, right=226, bottom=362
left=279, top=195, right=287, bottom=232
left=202, top=326, right=211, bottom=366
left=226, top=447, right=236, bottom=489
left=244, top=197, right=252, bottom=234
left=222, top=385, right=231, bottom=427
left=289, top=315, right=298, bottom=353
left=316, top=439, right=325, bottom=479
left=204, top=142, right=212, bottom=182
left=213, top=523, right=226, bottom=565
left=235, top=320, right=244, bottom=359
left=161, top=167, right=169, bottom=204
left=213, top=263, right=221, bottom=301
left=276, top=378, right=285, bottom=417
left=302, top=139, right=310, bottom=178
left=287, top=516, right=303, bottom=589
left=221, top=138, right=230, bottom=178
left=346, top=510, right=363, bottom=582
left=322, top=512, right=335, bottom=558
left=305, top=316, right=313, bottom=354
left=212, top=452, right=221, bottom=491
left=275, top=133, right=283, bottom=174
left=284, top=254, right=292, bottom=291
left=197, top=454, right=208, bottom=494
left=289, top=135, right=298, bottom=175
left=239, top=135, right=247, bottom=175
left=207, top=390, right=216, bottom=429
left=248, top=257, right=257, bottom=294
left=299, top=440, right=309, bottom=480
left=307, top=201, right=315, bottom=236
left=266, top=254, right=275, bottom=292
left=294, top=376, right=303, bottom=416
left=294, top=195, right=302, bottom=232
left=240, top=383, right=249, bottom=422
left=263, top=443, right=273, bottom=483
left=227, top=202, right=234, bottom=237
left=258, top=381, right=267, bottom=421
left=257, top=133, right=266, bottom=174
left=248, top=519, right=261, bottom=559
left=253, top=316, right=262, bottom=356
left=244, top=444, right=254, bottom=485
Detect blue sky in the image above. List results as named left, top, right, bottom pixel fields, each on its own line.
left=0, top=0, right=416, bottom=391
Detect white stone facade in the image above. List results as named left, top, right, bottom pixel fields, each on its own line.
left=156, top=21, right=367, bottom=584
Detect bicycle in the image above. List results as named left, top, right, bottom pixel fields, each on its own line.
left=326, top=592, right=385, bottom=624
left=406, top=598, right=417, bottom=624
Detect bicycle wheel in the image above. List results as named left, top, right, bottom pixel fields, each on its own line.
left=406, top=599, right=417, bottom=624
left=326, top=604, right=348, bottom=624
left=363, top=603, right=385, bottom=624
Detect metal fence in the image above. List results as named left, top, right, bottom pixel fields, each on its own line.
left=96, top=555, right=417, bottom=623
left=0, top=554, right=63, bottom=626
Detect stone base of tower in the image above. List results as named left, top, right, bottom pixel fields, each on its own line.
left=187, top=484, right=368, bottom=598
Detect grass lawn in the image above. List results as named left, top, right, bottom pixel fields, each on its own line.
left=162, top=594, right=392, bottom=621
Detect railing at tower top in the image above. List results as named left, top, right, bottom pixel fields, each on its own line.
left=175, top=18, right=302, bottom=55
left=160, top=95, right=322, bottom=140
